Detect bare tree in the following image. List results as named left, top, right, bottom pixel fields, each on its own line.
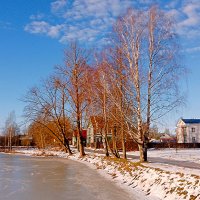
left=56, top=42, right=90, bottom=157
left=107, top=48, right=131, bottom=159
left=4, top=111, right=19, bottom=151
left=95, top=63, right=111, bottom=157
left=86, top=50, right=133, bottom=159
left=112, top=6, right=184, bottom=162
left=90, top=55, right=127, bottom=158
left=23, top=77, right=72, bottom=154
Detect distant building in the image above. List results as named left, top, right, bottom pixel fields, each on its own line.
left=176, top=118, right=200, bottom=143
left=87, top=116, right=112, bottom=148
left=18, top=134, right=33, bottom=146
left=72, top=130, right=87, bottom=147
left=160, top=133, right=176, bottom=143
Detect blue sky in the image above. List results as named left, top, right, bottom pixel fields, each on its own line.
left=0, top=0, right=200, bottom=133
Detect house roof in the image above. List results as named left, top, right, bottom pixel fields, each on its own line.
left=73, top=130, right=87, bottom=139
left=181, top=119, right=200, bottom=124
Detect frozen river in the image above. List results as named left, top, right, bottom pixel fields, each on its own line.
left=0, top=153, right=134, bottom=200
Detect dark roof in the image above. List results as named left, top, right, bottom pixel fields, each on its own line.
left=182, top=119, right=200, bottom=124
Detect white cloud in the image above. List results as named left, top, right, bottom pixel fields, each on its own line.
left=25, top=0, right=136, bottom=44
left=62, top=0, right=133, bottom=19
left=24, top=0, right=200, bottom=47
left=179, top=3, right=200, bottom=27
left=30, top=13, right=45, bottom=20
left=48, top=25, right=63, bottom=38
left=166, top=0, right=200, bottom=39
left=55, top=0, right=135, bottom=43
left=24, top=21, right=63, bottom=38
left=25, top=21, right=49, bottom=34
left=165, top=0, right=180, bottom=9
left=51, top=0, right=67, bottom=14
left=59, top=26, right=99, bottom=43
left=185, top=46, right=200, bottom=53
left=166, top=9, right=181, bottom=19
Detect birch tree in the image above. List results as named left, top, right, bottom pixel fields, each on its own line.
left=91, top=54, right=128, bottom=158
left=91, top=62, right=111, bottom=157
left=4, top=111, right=19, bottom=151
left=113, top=6, right=184, bottom=162
left=108, top=48, right=131, bottom=159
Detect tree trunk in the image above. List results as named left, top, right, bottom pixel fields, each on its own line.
left=112, top=128, right=120, bottom=158
left=138, top=142, right=148, bottom=162
left=78, top=135, right=85, bottom=157
left=138, top=143, right=145, bottom=162
left=75, top=67, right=85, bottom=157
left=121, top=129, right=127, bottom=159
left=64, top=137, right=72, bottom=155
left=104, top=135, right=109, bottom=157
left=76, top=119, right=85, bottom=156
left=143, top=142, right=148, bottom=162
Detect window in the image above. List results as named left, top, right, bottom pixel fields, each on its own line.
left=192, top=137, right=196, bottom=143
left=192, top=128, right=195, bottom=132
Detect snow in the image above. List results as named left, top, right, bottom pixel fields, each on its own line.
left=15, top=148, right=200, bottom=200
left=129, top=148, right=200, bottom=164
left=128, top=148, right=200, bottom=176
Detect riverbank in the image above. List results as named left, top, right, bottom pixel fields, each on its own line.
left=15, top=148, right=200, bottom=200
left=0, top=153, right=136, bottom=200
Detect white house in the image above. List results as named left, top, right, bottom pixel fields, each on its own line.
left=176, top=118, right=200, bottom=143
left=87, top=116, right=112, bottom=147
left=87, top=116, right=104, bottom=146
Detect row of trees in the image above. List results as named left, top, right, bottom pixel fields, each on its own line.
left=2, top=111, right=20, bottom=150
left=23, top=6, right=185, bottom=162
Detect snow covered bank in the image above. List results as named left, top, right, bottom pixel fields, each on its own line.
left=16, top=148, right=200, bottom=200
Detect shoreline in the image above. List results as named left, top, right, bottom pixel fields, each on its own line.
left=7, top=149, right=156, bottom=200
left=1, top=150, right=148, bottom=200
left=3, top=148, right=200, bottom=200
